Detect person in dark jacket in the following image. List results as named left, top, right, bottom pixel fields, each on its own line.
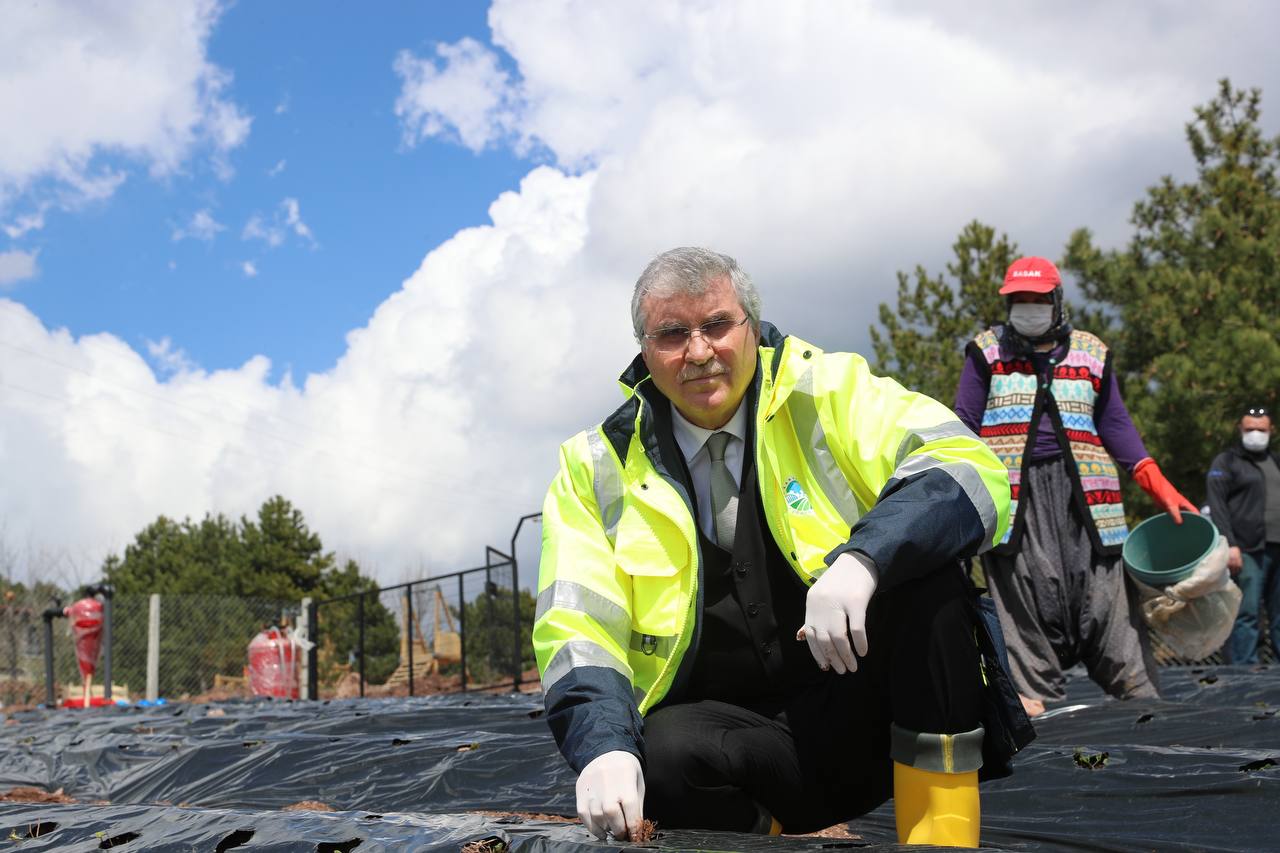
left=1207, top=406, right=1280, bottom=663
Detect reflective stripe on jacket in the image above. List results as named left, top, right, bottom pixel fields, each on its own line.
left=533, top=323, right=1011, bottom=771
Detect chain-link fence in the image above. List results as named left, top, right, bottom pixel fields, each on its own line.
left=0, top=587, right=52, bottom=708
left=312, top=559, right=535, bottom=699
left=2, top=592, right=298, bottom=707
left=112, top=595, right=300, bottom=700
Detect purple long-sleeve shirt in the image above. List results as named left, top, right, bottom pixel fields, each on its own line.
left=953, top=340, right=1149, bottom=472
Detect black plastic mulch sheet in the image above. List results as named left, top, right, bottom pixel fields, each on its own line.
left=1, top=667, right=1277, bottom=852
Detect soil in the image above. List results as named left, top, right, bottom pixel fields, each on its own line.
left=470, top=810, right=574, bottom=823
left=282, top=800, right=335, bottom=811
left=631, top=819, right=659, bottom=842
left=791, top=823, right=861, bottom=839
left=0, top=786, right=76, bottom=804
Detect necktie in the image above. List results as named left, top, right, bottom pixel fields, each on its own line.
left=706, top=431, right=738, bottom=549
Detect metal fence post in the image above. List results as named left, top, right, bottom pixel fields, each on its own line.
left=298, top=597, right=311, bottom=701
left=146, top=594, right=160, bottom=702
left=405, top=586, right=414, bottom=697
left=41, top=600, right=63, bottom=707
left=510, top=513, right=541, bottom=690
left=458, top=574, right=466, bottom=692
left=306, top=598, right=318, bottom=700
left=101, top=587, right=113, bottom=702
left=357, top=592, right=366, bottom=699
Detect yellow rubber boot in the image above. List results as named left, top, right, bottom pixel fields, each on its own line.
left=893, top=761, right=980, bottom=848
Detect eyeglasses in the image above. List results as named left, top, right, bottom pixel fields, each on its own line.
left=643, top=315, right=749, bottom=352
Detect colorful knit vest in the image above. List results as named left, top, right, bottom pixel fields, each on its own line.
left=972, top=326, right=1128, bottom=554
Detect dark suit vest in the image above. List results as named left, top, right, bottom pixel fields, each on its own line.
left=651, top=394, right=823, bottom=707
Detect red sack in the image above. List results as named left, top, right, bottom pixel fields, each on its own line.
left=64, top=597, right=104, bottom=678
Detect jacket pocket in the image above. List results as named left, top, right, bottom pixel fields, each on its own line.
left=613, top=502, right=688, bottom=577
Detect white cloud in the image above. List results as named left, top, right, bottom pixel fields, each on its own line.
left=242, top=214, right=282, bottom=248
left=3, top=207, right=47, bottom=239
left=281, top=198, right=316, bottom=246
left=0, top=167, right=607, bottom=582
left=5, top=2, right=1280, bottom=584
left=171, top=208, right=224, bottom=242
left=0, top=0, right=251, bottom=217
left=145, top=337, right=197, bottom=376
left=243, top=198, right=317, bottom=249
left=394, top=37, right=519, bottom=152
left=267, top=159, right=287, bottom=177
left=241, top=260, right=258, bottom=278
left=0, top=250, right=39, bottom=288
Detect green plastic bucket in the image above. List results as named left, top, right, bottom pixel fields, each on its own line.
left=1122, top=512, right=1219, bottom=587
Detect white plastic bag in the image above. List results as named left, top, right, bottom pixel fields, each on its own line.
left=1135, top=534, right=1242, bottom=661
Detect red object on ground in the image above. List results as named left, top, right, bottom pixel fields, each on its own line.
left=64, top=597, right=103, bottom=678
left=60, top=696, right=115, bottom=708
left=1000, top=256, right=1062, bottom=294
left=248, top=627, right=299, bottom=699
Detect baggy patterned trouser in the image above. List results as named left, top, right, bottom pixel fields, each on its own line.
left=983, top=457, right=1159, bottom=702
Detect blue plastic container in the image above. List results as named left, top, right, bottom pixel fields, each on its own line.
left=1122, top=512, right=1219, bottom=587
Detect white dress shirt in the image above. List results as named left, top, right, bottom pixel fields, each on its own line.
left=670, top=401, right=748, bottom=542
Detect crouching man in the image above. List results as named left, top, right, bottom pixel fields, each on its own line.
left=534, top=247, right=1014, bottom=846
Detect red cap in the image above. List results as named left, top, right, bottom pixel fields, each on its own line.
left=1000, top=256, right=1061, bottom=294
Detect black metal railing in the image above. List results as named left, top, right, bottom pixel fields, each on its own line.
left=308, top=513, right=540, bottom=699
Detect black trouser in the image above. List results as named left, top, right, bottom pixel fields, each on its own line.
left=642, top=566, right=984, bottom=834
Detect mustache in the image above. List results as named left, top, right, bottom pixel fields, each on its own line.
left=679, top=363, right=726, bottom=382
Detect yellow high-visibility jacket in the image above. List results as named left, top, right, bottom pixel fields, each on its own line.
left=534, top=323, right=1009, bottom=771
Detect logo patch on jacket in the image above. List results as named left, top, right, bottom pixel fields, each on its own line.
left=784, top=478, right=814, bottom=515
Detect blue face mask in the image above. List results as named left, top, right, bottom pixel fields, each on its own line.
left=1008, top=303, right=1054, bottom=337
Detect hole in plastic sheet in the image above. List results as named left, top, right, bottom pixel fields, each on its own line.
left=526, top=709, right=544, bottom=719
left=1252, top=710, right=1276, bottom=720
left=315, top=839, right=363, bottom=852
left=820, top=844, right=857, bottom=850
left=1136, top=713, right=1155, bottom=724
left=1072, top=748, right=1109, bottom=769
left=11, top=821, right=58, bottom=838
left=1199, top=674, right=1220, bottom=686
left=391, top=738, right=412, bottom=746
left=214, top=829, right=255, bottom=852
left=361, top=814, right=382, bottom=821
left=461, top=836, right=508, bottom=853
left=98, top=830, right=142, bottom=848
left=1239, top=758, right=1278, bottom=773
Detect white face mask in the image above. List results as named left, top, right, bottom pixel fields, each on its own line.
left=1009, top=303, right=1054, bottom=337
left=1242, top=429, right=1271, bottom=452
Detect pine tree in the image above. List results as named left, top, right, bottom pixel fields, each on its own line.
left=1063, top=79, right=1280, bottom=504
left=870, top=220, right=1018, bottom=404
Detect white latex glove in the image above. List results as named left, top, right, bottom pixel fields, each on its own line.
left=576, top=750, right=645, bottom=841
left=797, top=551, right=879, bottom=674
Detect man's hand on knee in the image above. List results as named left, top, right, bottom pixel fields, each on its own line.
left=798, top=551, right=879, bottom=674
left=576, top=750, right=645, bottom=840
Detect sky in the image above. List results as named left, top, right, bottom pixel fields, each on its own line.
left=2, top=0, right=1278, bottom=589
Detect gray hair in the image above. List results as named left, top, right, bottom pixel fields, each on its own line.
left=631, top=247, right=762, bottom=343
